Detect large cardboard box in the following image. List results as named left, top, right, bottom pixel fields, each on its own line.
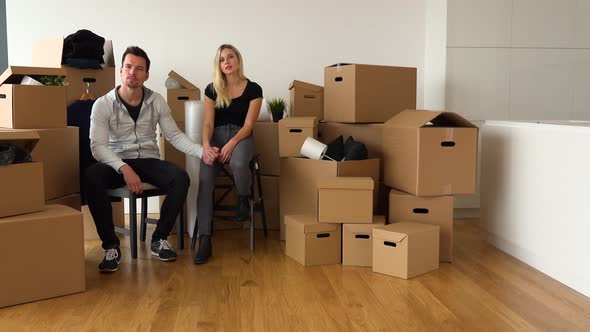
left=46, top=193, right=81, bottom=211
left=285, top=214, right=341, bottom=266
left=159, top=125, right=186, bottom=170
left=289, top=80, right=324, bottom=120
left=278, top=117, right=318, bottom=157
left=0, top=130, right=45, bottom=218
left=255, top=175, right=280, bottom=230
left=373, top=222, right=439, bottom=279
left=342, top=215, right=386, bottom=267
left=383, top=110, right=478, bottom=196
left=318, top=177, right=374, bottom=224
left=32, top=127, right=79, bottom=200
left=82, top=201, right=125, bottom=240
left=166, top=70, right=201, bottom=122
left=253, top=122, right=280, bottom=176
left=324, top=64, right=416, bottom=123
left=0, top=66, right=67, bottom=129
left=318, top=122, right=384, bottom=178
left=280, top=158, right=380, bottom=240
left=32, top=38, right=116, bottom=106
left=0, top=205, right=85, bottom=308
left=389, top=189, right=454, bottom=262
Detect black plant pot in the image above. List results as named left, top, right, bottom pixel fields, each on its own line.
left=271, top=111, right=284, bottom=122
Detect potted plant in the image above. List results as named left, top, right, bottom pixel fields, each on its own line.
left=267, top=97, right=286, bottom=122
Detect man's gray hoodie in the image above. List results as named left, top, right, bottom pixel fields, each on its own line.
left=89, top=86, right=203, bottom=172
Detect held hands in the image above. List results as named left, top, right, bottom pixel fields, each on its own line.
left=219, top=140, right=237, bottom=164
left=119, top=164, right=143, bottom=194
left=203, top=145, right=220, bottom=166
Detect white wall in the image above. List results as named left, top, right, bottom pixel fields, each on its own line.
left=7, top=0, right=446, bottom=109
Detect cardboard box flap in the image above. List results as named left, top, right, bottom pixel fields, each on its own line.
left=384, top=110, right=442, bottom=128
left=0, top=66, right=66, bottom=86
left=327, top=63, right=353, bottom=68
left=373, top=225, right=407, bottom=243
left=279, top=117, right=318, bottom=128
left=32, top=38, right=115, bottom=68
left=429, top=112, right=477, bottom=128
left=318, top=177, right=374, bottom=190
left=168, top=70, right=198, bottom=90
left=0, top=204, right=79, bottom=224
left=285, top=214, right=338, bottom=233
left=289, top=80, right=323, bottom=92
left=0, top=129, right=40, bottom=153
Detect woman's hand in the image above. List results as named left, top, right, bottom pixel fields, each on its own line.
left=203, top=145, right=220, bottom=166
left=219, top=140, right=237, bottom=164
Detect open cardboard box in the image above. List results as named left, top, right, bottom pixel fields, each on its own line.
left=167, top=70, right=201, bottom=122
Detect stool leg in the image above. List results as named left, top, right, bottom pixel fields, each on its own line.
left=191, top=216, right=198, bottom=250
left=255, top=163, right=268, bottom=238
left=250, top=197, right=255, bottom=253
left=140, top=197, right=148, bottom=242
left=177, top=208, right=184, bottom=249
left=130, top=195, right=138, bottom=259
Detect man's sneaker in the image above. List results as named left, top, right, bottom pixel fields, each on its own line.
left=99, top=247, right=121, bottom=273
left=151, top=239, right=177, bottom=261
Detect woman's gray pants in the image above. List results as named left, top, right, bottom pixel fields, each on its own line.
left=196, top=124, right=255, bottom=236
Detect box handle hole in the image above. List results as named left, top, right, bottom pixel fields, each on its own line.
left=289, top=129, right=303, bottom=133
left=355, top=234, right=370, bottom=239
left=303, top=95, right=316, bottom=99
left=316, top=233, right=330, bottom=238
left=335, top=77, right=343, bottom=82
left=178, top=96, right=189, bottom=100
left=0, top=94, right=6, bottom=99
left=441, top=141, right=455, bottom=147
left=82, top=77, right=97, bottom=83
left=413, top=208, right=429, bottom=214
left=384, top=241, right=397, bottom=247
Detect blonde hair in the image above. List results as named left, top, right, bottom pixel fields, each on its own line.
left=212, top=44, right=246, bottom=108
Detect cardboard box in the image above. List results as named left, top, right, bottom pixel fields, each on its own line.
left=318, top=122, right=384, bottom=178
left=0, top=66, right=67, bottom=129
left=32, top=38, right=116, bottom=105
left=159, top=124, right=186, bottom=170
left=285, top=214, right=341, bottom=266
left=389, top=189, right=454, bottom=262
left=253, top=122, right=280, bottom=176
left=278, top=117, right=318, bottom=157
left=383, top=110, right=478, bottom=196
left=0, top=130, right=45, bottom=217
left=46, top=193, right=81, bottom=211
left=373, top=222, right=439, bottom=279
left=289, top=80, right=324, bottom=120
left=32, top=127, right=79, bottom=200
left=324, top=64, right=416, bottom=123
left=82, top=201, right=125, bottom=240
left=255, top=175, right=280, bottom=230
left=279, top=158, right=380, bottom=240
left=342, top=215, right=386, bottom=266
left=0, top=205, right=85, bottom=308
left=166, top=70, right=201, bottom=122
left=318, top=177, right=374, bottom=224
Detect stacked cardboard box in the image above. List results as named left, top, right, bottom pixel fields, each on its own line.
left=0, top=130, right=85, bottom=308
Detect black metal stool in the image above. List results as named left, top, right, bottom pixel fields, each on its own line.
left=107, top=183, right=184, bottom=259
left=190, top=155, right=268, bottom=252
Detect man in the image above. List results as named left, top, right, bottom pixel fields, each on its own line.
left=86, top=46, right=217, bottom=272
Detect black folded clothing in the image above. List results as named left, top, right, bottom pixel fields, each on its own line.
left=62, top=29, right=105, bottom=69
left=343, top=136, right=368, bottom=161
left=0, top=144, right=32, bottom=166
left=324, top=135, right=344, bottom=161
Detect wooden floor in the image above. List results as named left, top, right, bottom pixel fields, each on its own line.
left=1, top=219, right=590, bottom=331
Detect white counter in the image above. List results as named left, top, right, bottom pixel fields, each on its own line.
left=481, top=120, right=590, bottom=298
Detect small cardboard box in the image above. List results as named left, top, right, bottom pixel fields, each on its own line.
left=279, top=158, right=380, bottom=240
left=0, top=205, right=85, bottom=308
left=253, top=122, right=280, bottom=176
left=373, top=222, right=439, bottom=279
left=32, top=37, right=116, bottom=105
left=324, top=64, right=416, bottom=123
left=285, top=214, right=341, bottom=266
left=32, top=127, right=79, bottom=200
left=166, top=70, right=201, bottom=122
left=342, top=215, right=386, bottom=267
left=0, top=130, right=45, bottom=218
left=46, top=193, right=81, bottom=211
left=389, top=189, right=454, bottom=262
left=278, top=117, right=318, bottom=157
left=318, top=177, right=374, bottom=224
left=289, top=80, right=324, bottom=120
left=159, top=124, right=186, bottom=170
left=383, top=110, right=478, bottom=196
left=0, top=66, right=67, bottom=129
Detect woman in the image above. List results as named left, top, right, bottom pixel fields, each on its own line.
left=194, top=44, right=263, bottom=264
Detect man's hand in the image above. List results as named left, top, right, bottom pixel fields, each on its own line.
left=119, top=164, right=143, bottom=194
left=203, top=145, right=220, bottom=166
left=219, top=140, right=236, bottom=164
